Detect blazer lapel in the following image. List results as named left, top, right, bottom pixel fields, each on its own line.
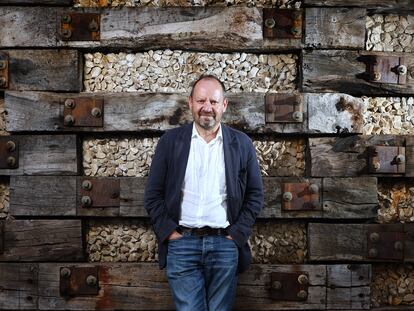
left=222, top=124, right=238, bottom=200
left=174, top=122, right=193, bottom=189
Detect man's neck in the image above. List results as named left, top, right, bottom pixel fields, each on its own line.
left=195, top=123, right=220, bottom=144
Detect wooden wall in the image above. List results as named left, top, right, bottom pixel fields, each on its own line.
left=0, top=0, right=414, bottom=310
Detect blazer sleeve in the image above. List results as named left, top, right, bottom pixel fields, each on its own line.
left=227, top=139, right=264, bottom=247
left=144, top=134, right=178, bottom=243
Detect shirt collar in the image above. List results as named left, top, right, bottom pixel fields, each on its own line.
left=192, top=123, right=223, bottom=141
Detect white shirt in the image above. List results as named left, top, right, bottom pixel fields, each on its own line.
left=179, top=123, right=229, bottom=228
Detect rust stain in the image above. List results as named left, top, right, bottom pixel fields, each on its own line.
left=95, top=265, right=114, bottom=310
left=335, top=96, right=363, bottom=130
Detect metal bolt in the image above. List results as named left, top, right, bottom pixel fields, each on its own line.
left=372, top=161, right=381, bottom=171
left=88, top=19, right=99, bottom=32
left=396, top=154, right=405, bottom=164
left=86, top=275, right=97, bottom=286
left=64, top=99, right=76, bottom=109
left=291, top=27, right=300, bottom=35
left=0, top=61, right=6, bottom=70
left=82, top=195, right=92, bottom=207
left=394, top=241, right=403, bottom=251
left=7, top=156, right=15, bottom=167
left=271, top=280, right=282, bottom=290
left=82, top=180, right=92, bottom=191
left=298, top=274, right=308, bottom=285
left=297, top=290, right=308, bottom=300
left=265, top=18, right=276, bottom=28
left=309, top=184, right=318, bottom=194
left=370, top=232, right=380, bottom=242
left=283, top=192, right=293, bottom=202
left=6, top=140, right=15, bottom=152
left=372, top=72, right=381, bottom=81
left=61, top=28, right=72, bottom=39
left=61, top=14, right=71, bottom=24
left=397, top=65, right=407, bottom=75
left=292, top=111, right=302, bottom=122
left=368, top=248, right=378, bottom=258
left=60, top=267, right=71, bottom=278
left=0, top=77, right=6, bottom=87
left=64, top=115, right=75, bottom=126
left=91, top=107, right=102, bottom=118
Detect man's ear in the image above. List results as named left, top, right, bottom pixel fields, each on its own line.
left=188, top=96, right=193, bottom=109
left=223, top=98, right=228, bottom=112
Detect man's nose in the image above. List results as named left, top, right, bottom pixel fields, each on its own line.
left=202, top=101, right=213, bottom=112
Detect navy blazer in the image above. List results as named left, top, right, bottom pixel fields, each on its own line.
left=144, top=122, right=264, bottom=273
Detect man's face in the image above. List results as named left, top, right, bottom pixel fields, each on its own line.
left=188, top=79, right=228, bottom=131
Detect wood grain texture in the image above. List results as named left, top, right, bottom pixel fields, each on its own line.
left=305, top=8, right=366, bottom=49
left=8, top=176, right=377, bottom=219
left=306, top=93, right=364, bottom=134
left=34, top=263, right=369, bottom=310
left=0, top=7, right=57, bottom=47
left=406, top=136, right=414, bottom=177
left=4, top=91, right=306, bottom=133
left=0, top=219, right=84, bottom=261
left=302, top=50, right=414, bottom=95
left=303, top=0, right=414, bottom=13
left=309, top=135, right=407, bottom=177
left=0, top=263, right=38, bottom=310
left=308, top=223, right=414, bottom=262
left=0, top=0, right=71, bottom=4
left=0, top=135, right=78, bottom=175
left=5, top=50, right=82, bottom=91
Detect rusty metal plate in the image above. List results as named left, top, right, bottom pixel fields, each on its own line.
left=270, top=272, right=309, bottom=301
left=60, top=266, right=99, bottom=296
left=0, top=137, right=19, bottom=169
left=0, top=52, right=9, bottom=89
left=368, top=146, right=405, bottom=174
left=369, top=55, right=407, bottom=85
left=79, top=178, right=120, bottom=208
left=0, top=221, right=4, bottom=254
left=60, top=13, right=100, bottom=41
left=367, top=225, right=404, bottom=260
left=263, top=9, right=302, bottom=39
left=265, top=94, right=303, bottom=123
left=63, top=97, right=103, bottom=127
left=281, top=183, right=320, bottom=211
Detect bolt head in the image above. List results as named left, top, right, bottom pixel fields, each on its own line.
left=88, top=19, right=99, bottom=32
left=61, top=28, right=72, bottom=39
left=81, top=195, right=92, bottom=207
left=64, top=114, right=74, bottom=126
left=283, top=192, right=293, bottom=202
left=60, top=267, right=71, bottom=278
left=91, top=107, right=102, bottom=118
left=64, top=99, right=75, bottom=109
left=86, top=275, right=97, bottom=286
left=298, top=274, right=308, bottom=285
left=368, top=248, right=378, bottom=258
left=292, top=111, right=302, bottom=122
left=61, top=14, right=71, bottom=23
left=265, top=18, right=276, bottom=29
left=82, top=180, right=92, bottom=191
left=271, top=280, right=282, bottom=290
left=6, top=140, right=15, bottom=152
left=370, top=232, right=380, bottom=242
left=397, top=65, right=407, bottom=75
left=297, top=290, right=308, bottom=300
left=6, top=156, right=15, bottom=167
left=372, top=72, right=381, bottom=81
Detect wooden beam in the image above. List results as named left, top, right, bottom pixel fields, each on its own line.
left=0, top=219, right=84, bottom=261
left=0, top=263, right=38, bottom=310
left=308, top=223, right=414, bottom=262
left=4, top=91, right=308, bottom=133
left=10, top=176, right=377, bottom=219
left=33, top=263, right=370, bottom=310
left=0, top=135, right=79, bottom=175
left=0, top=0, right=72, bottom=4
left=309, top=135, right=407, bottom=177
left=2, top=50, right=82, bottom=91
left=303, top=0, right=414, bottom=13
left=302, top=50, right=414, bottom=95
left=305, top=8, right=366, bottom=49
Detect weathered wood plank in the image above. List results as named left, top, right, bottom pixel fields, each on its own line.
left=0, top=219, right=84, bottom=261
left=9, top=176, right=377, bottom=219
left=0, top=135, right=78, bottom=175
left=309, top=135, right=407, bottom=177
left=308, top=223, right=414, bottom=262
left=305, top=8, right=366, bottom=49
left=10, top=176, right=76, bottom=216
left=3, top=50, right=82, bottom=91
left=0, top=263, right=38, bottom=310
left=303, top=0, right=414, bottom=13
left=302, top=50, right=414, bottom=95
left=0, top=0, right=71, bottom=4
left=306, top=93, right=364, bottom=134
left=5, top=91, right=307, bottom=133
left=0, top=7, right=57, bottom=47
left=35, top=263, right=370, bottom=310
left=322, top=177, right=378, bottom=219
left=406, top=136, right=414, bottom=177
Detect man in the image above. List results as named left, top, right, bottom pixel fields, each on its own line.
left=144, top=74, right=264, bottom=311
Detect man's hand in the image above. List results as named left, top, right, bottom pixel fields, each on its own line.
left=168, top=230, right=183, bottom=241
left=225, top=235, right=233, bottom=240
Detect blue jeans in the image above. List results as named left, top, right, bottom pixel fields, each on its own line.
left=166, top=232, right=239, bottom=311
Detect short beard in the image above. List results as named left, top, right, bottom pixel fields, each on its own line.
left=197, top=113, right=216, bottom=130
